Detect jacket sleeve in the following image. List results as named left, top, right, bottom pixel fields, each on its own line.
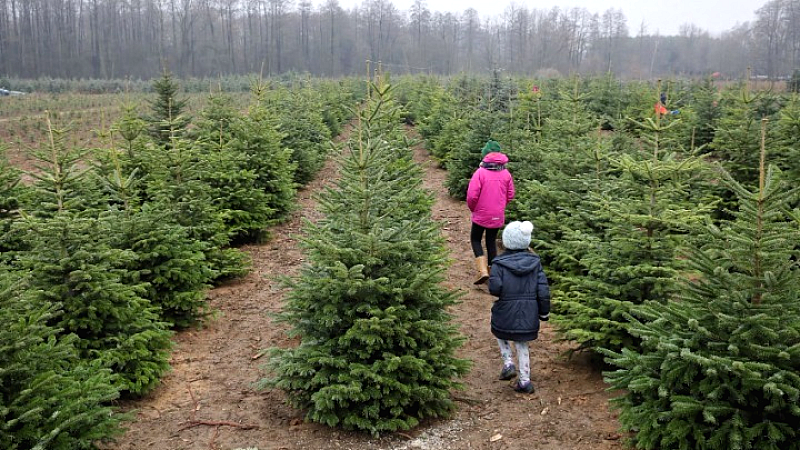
left=488, top=265, right=503, bottom=297
left=507, top=175, right=515, bottom=202
left=466, top=170, right=482, bottom=212
left=537, top=268, right=551, bottom=320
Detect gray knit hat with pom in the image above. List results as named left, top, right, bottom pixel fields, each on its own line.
left=502, top=221, right=534, bottom=250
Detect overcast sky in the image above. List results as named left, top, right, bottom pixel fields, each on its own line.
left=327, top=0, right=767, bottom=36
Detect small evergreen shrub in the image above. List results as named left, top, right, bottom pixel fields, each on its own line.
left=0, top=269, right=125, bottom=449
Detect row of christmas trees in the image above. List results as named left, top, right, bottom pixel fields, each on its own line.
left=259, top=77, right=470, bottom=435
left=0, top=72, right=361, bottom=449
left=400, top=73, right=800, bottom=450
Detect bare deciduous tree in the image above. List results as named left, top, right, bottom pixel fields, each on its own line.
left=0, top=0, right=782, bottom=81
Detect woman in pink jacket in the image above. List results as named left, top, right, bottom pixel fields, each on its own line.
left=467, top=150, right=515, bottom=285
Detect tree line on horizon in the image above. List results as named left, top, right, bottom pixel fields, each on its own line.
left=0, top=0, right=798, bottom=82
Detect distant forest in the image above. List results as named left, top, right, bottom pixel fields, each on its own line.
left=1, top=0, right=798, bottom=80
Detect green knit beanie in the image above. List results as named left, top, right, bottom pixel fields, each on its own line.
left=481, top=139, right=501, bottom=157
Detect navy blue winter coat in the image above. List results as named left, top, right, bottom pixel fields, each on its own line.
left=488, top=249, right=551, bottom=342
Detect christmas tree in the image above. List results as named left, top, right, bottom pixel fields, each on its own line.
left=145, top=68, right=191, bottom=146
left=142, top=125, right=250, bottom=282
left=278, top=86, right=333, bottom=186
left=192, top=90, right=276, bottom=243
left=444, top=74, right=514, bottom=200
left=604, top=125, right=800, bottom=449
left=92, top=107, right=215, bottom=328
left=13, top=122, right=173, bottom=395
left=0, top=146, right=23, bottom=259
left=262, top=81, right=470, bottom=435
left=553, top=103, right=710, bottom=355
left=0, top=269, right=125, bottom=449
left=22, top=117, right=106, bottom=217
left=230, top=79, right=297, bottom=226
left=507, top=77, right=610, bottom=275
left=773, top=95, right=800, bottom=184
left=711, top=82, right=779, bottom=186
left=683, top=76, right=722, bottom=151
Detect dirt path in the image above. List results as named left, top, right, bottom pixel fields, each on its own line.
left=107, top=125, right=624, bottom=450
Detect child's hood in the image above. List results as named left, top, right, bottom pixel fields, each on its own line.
left=493, top=251, right=540, bottom=275
left=482, top=152, right=509, bottom=165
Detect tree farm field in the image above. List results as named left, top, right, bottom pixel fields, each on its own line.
left=2, top=92, right=624, bottom=449
left=0, top=92, right=247, bottom=176
left=106, top=130, right=623, bottom=450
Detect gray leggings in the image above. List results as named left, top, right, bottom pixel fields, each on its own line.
left=497, top=339, right=531, bottom=383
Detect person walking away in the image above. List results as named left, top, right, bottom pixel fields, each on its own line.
left=481, top=139, right=501, bottom=158
left=488, top=221, right=551, bottom=394
left=467, top=150, right=515, bottom=284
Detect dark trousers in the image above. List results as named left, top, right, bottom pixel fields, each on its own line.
left=470, top=223, right=500, bottom=264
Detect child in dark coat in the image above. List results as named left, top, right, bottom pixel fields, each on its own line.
left=488, top=221, right=551, bottom=393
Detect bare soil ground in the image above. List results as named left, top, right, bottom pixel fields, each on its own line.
left=105, top=124, right=625, bottom=450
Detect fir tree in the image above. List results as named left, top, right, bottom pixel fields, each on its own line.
left=193, top=90, right=275, bottom=243
left=444, top=74, right=516, bottom=199
left=584, top=73, right=627, bottom=131
left=146, top=68, right=191, bottom=146
left=0, top=269, right=125, bottom=450
left=15, top=213, right=174, bottom=395
left=93, top=111, right=214, bottom=328
left=22, top=116, right=106, bottom=217
left=0, top=146, right=23, bottom=258
left=773, top=95, right=800, bottom=184
left=100, top=163, right=213, bottom=327
left=429, top=108, right=469, bottom=167
left=111, top=102, right=151, bottom=202
left=604, top=136, right=800, bottom=449
left=711, top=84, right=778, bottom=186
left=142, top=129, right=250, bottom=282
left=396, top=75, right=443, bottom=129
left=485, top=68, right=514, bottom=113
left=444, top=108, right=506, bottom=200
left=278, top=86, right=333, bottom=186
left=317, top=78, right=361, bottom=136
left=108, top=206, right=213, bottom=328
left=507, top=78, right=609, bottom=273
left=416, top=82, right=470, bottom=166
left=230, top=79, right=297, bottom=225
left=261, top=82, right=470, bottom=436
left=12, top=126, right=173, bottom=394
left=553, top=112, right=711, bottom=355
left=683, top=76, right=722, bottom=151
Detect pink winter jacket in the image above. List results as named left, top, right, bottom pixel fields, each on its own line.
left=466, top=152, right=515, bottom=228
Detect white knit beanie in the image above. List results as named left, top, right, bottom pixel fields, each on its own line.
left=502, top=221, right=534, bottom=250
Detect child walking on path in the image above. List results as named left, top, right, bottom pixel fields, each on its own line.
left=488, top=221, right=551, bottom=393
left=466, top=146, right=515, bottom=285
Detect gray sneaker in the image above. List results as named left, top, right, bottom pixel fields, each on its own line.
left=514, top=380, right=535, bottom=394
left=499, top=364, right=517, bottom=380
